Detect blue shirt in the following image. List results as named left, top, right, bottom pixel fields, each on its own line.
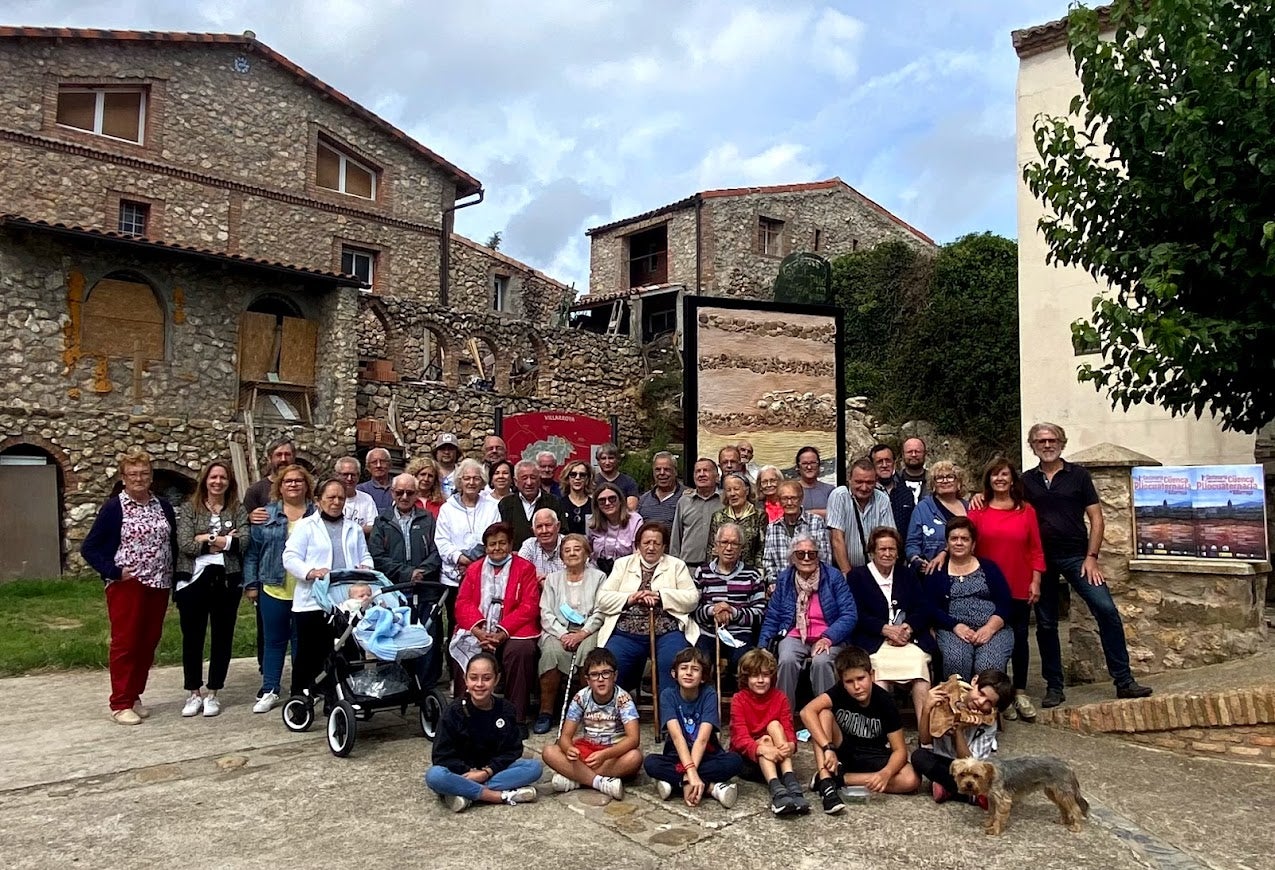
left=660, top=685, right=720, bottom=743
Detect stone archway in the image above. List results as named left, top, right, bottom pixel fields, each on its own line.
left=458, top=333, right=503, bottom=393
left=510, top=331, right=552, bottom=397
left=0, top=442, right=67, bottom=578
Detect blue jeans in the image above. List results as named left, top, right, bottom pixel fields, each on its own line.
left=605, top=628, right=690, bottom=697
left=257, top=592, right=296, bottom=695
left=1035, top=555, right=1132, bottom=690
left=425, top=758, right=543, bottom=800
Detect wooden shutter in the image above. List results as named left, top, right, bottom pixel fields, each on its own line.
left=278, top=316, right=317, bottom=386
left=56, top=90, right=95, bottom=131
left=316, top=143, right=340, bottom=190
left=237, top=311, right=277, bottom=382
left=102, top=91, right=143, bottom=142
left=82, top=278, right=164, bottom=359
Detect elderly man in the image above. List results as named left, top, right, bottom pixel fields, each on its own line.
left=432, top=433, right=462, bottom=497
left=244, top=437, right=295, bottom=519
left=670, top=457, right=723, bottom=569
left=827, top=458, right=896, bottom=572
left=871, top=443, right=917, bottom=534
left=737, top=440, right=760, bottom=481
left=482, top=434, right=507, bottom=466
left=593, top=442, right=639, bottom=511
left=795, top=446, right=835, bottom=516
left=536, top=450, right=562, bottom=498
left=718, top=445, right=744, bottom=480
left=335, top=456, right=379, bottom=534
left=517, top=507, right=565, bottom=580
left=357, top=447, right=394, bottom=513
left=498, top=459, right=566, bottom=549
left=369, top=473, right=444, bottom=684
left=1022, top=422, right=1152, bottom=707
left=762, top=480, right=831, bottom=584
left=636, top=451, right=684, bottom=527
left=693, top=522, right=767, bottom=681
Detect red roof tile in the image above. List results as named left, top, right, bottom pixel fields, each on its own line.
left=1, top=214, right=365, bottom=286
left=569, top=282, right=684, bottom=311
left=1011, top=5, right=1113, bottom=59
left=0, top=26, right=482, bottom=197
left=586, top=177, right=934, bottom=246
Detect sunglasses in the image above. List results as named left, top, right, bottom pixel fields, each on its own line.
left=597, top=496, right=619, bottom=505
left=567, top=471, right=589, bottom=479
left=793, top=551, right=819, bottom=560
left=393, top=489, right=417, bottom=496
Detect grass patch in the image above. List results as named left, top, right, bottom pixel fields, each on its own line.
left=0, top=577, right=257, bottom=677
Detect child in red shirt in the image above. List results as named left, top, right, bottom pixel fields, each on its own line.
left=729, top=648, right=809, bottom=815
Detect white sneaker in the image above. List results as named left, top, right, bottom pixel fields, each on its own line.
left=595, top=776, right=624, bottom=800
left=710, top=782, right=738, bottom=809
left=202, top=694, right=222, bottom=717
left=656, top=779, right=674, bottom=800
left=551, top=773, right=580, bottom=793
left=181, top=694, right=203, bottom=717
left=253, top=692, right=279, bottom=714
left=500, top=787, right=538, bottom=805
left=443, top=795, right=472, bottom=813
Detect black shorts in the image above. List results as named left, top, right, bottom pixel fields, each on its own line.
left=836, top=747, right=892, bottom=774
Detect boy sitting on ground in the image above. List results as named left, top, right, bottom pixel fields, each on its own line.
left=644, top=647, right=744, bottom=808
left=728, top=648, right=810, bottom=816
left=801, top=645, right=921, bottom=814
left=544, top=648, right=643, bottom=800
left=911, top=668, right=1014, bottom=807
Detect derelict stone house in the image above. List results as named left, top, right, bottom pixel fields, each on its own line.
left=576, top=178, right=936, bottom=340
left=0, top=28, right=638, bottom=577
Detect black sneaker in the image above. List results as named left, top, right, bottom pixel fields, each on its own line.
left=1041, top=687, right=1066, bottom=708
left=1116, top=680, right=1153, bottom=699
left=770, top=792, right=799, bottom=816
left=817, top=777, right=845, bottom=815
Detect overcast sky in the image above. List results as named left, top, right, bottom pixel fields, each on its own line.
left=3, top=0, right=1074, bottom=292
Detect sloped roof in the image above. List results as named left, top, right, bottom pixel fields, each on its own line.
left=569, top=282, right=684, bottom=312
left=1, top=214, right=365, bottom=287
left=450, top=233, right=571, bottom=293
left=0, top=27, right=482, bottom=197
left=1012, top=4, right=1113, bottom=58
left=586, top=177, right=934, bottom=246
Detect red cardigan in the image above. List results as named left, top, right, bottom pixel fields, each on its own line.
left=729, top=685, right=796, bottom=763
left=968, top=503, right=1046, bottom=600
left=454, top=555, right=541, bottom=640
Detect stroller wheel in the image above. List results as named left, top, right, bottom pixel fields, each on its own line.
left=327, top=700, right=357, bottom=757
left=420, top=691, right=444, bottom=740
left=281, top=696, right=314, bottom=732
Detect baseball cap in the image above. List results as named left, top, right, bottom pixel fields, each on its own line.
left=432, top=433, right=460, bottom=455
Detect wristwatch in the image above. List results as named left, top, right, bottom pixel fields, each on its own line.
left=823, top=743, right=835, bottom=753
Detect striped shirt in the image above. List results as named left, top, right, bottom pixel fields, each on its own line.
left=693, top=561, right=767, bottom=633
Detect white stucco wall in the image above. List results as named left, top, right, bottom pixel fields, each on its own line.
left=1015, top=43, right=1254, bottom=466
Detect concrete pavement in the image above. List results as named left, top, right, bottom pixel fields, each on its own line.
left=1, top=659, right=1271, bottom=870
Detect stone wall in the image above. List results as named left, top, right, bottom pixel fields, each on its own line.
left=442, top=235, right=574, bottom=328
left=587, top=208, right=698, bottom=294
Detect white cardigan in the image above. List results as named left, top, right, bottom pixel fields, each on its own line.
left=434, top=494, right=501, bottom=587
left=283, top=512, right=372, bottom=612
left=595, top=554, right=701, bottom=647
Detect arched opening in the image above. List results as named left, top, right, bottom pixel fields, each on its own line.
left=458, top=335, right=499, bottom=393
left=358, top=306, right=389, bottom=360
left=423, top=326, right=447, bottom=383
left=239, top=294, right=316, bottom=424
left=82, top=271, right=166, bottom=361
left=0, top=445, right=65, bottom=578
left=151, top=466, right=197, bottom=506
left=509, top=338, right=540, bottom=397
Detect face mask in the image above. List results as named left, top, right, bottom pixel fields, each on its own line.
left=487, top=554, right=511, bottom=568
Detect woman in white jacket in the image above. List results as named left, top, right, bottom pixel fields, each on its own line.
left=283, top=478, right=372, bottom=700
left=435, top=460, right=501, bottom=645
left=596, top=521, right=700, bottom=696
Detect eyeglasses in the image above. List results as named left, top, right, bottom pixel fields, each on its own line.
left=282, top=479, right=306, bottom=486
left=597, top=496, right=618, bottom=505
left=1032, top=438, right=1060, bottom=446
left=716, top=540, right=740, bottom=548
left=798, top=461, right=819, bottom=468
left=934, top=474, right=956, bottom=482
left=393, top=489, right=417, bottom=497
left=122, top=471, right=151, bottom=480
left=793, top=551, right=819, bottom=561
left=586, top=670, right=616, bottom=681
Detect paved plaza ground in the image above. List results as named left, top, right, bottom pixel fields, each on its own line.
left=2, top=651, right=1272, bottom=870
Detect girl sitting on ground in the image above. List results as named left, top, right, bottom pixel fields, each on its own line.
left=424, top=652, right=543, bottom=813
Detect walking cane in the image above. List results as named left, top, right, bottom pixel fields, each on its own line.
left=715, top=628, right=723, bottom=723
left=648, top=606, right=660, bottom=744
left=556, top=647, right=580, bottom=741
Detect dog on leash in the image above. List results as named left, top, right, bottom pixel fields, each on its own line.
left=950, top=755, right=1089, bottom=836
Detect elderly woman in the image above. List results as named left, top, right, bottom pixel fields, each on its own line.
left=693, top=522, right=767, bottom=680
left=243, top=464, right=314, bottom=713
left=597, top=521, right=700, bottom=695
left=924, top=517, right=1015, bottom=681
left=755, top=465, right=785, bottom=523
left=81, top=449, right=179, bottom=725
left=906, top=460, right=969, bottom=574
left=846, top=527, right=933, bottom=724
left=709, top=473, right=767, bottom=572
left=175, top=460, right=249, bottom=718
left=406, top=455, right=447, bottom=518
left=283, top=477, right=373, bottom=703
left=758, top=533, right=858, bottom=712
left=969, top=458, right=1046, bottom=721
left=560, top=459, right=593, bottom=535
left=534, top=533, right=607, bottom=734
left=588, top=482, right=643, bottom=575
left=449, top=521, right=541, bottom=736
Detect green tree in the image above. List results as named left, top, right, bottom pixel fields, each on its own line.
left=1023, top=0, right=1275, bottom=432
left=485, top=231, right=503, bottom=251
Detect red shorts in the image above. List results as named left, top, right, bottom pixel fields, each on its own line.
left=574, top=739, right=609, bottom=761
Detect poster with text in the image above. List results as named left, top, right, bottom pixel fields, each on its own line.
left=1132, top=465, right=1267, bottom=560
left=502, top=411, right=612, bottom=471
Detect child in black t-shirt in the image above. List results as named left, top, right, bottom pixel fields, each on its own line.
left=800, top=646, right=920, bottom=813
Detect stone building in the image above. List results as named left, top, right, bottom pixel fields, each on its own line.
left=0, top=28, right=631, bottom=576
left=577, top=178, right=935, bottom=339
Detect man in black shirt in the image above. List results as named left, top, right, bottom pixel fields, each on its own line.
left=870, top=443, right=916, bottom=534
left=1022, top=422, right=1152, bottom=707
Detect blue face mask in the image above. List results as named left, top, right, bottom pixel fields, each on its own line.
left=487, top=554, right=511, bottom=568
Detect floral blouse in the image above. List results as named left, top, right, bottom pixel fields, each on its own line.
left=116, top=492, right=173, bottom=589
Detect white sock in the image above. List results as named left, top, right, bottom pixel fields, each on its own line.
left=592, top=775, right=605, bottom=790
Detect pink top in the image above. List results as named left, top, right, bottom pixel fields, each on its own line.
left=788, top=589, right=828, bottom=640
left=968, top=503, right=1046, bottom=600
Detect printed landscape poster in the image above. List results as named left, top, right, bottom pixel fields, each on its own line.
left=682, top=297, right=845, bottom=486
left=1132, top=465, right=1268, bottom=560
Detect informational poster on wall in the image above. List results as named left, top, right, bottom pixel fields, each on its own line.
left=502, top=411, right=612, bottom=470
left=682, top=296, right=845, bottom=486
left=1132, top=465, right=1268, bottom=560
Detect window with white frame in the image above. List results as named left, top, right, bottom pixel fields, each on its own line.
left=56, top=86, right=146, bottom=144
left=316, top=137, right=377, bottom=199
left=118, top=200, right=149, bottom=236
left=759, top=217, right=784, bottom=256
left=341, top=246, right=376, bottom=286
left=491, top=274, right=510, bottom=312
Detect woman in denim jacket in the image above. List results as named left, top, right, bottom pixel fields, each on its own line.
left=242, top=464, right=315, bottom=714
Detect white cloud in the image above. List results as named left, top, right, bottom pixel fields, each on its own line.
left=811, top=8, right=866, bottom=81
left=693, top=142, right=822, bottom=189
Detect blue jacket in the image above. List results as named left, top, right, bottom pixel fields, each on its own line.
left=758, top=562, right=857, bottom=648
left=924, top=558, right=1013, bottom=632
left=845, top=564, right=934, bottom=655
left=905, top=496, right=968, bottom=563
left=243, top=501, right=315, bottom=590
left=81, top=493, right=178, bottom=584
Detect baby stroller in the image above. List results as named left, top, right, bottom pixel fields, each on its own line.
left=281, top=568, right=449, bottom=756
